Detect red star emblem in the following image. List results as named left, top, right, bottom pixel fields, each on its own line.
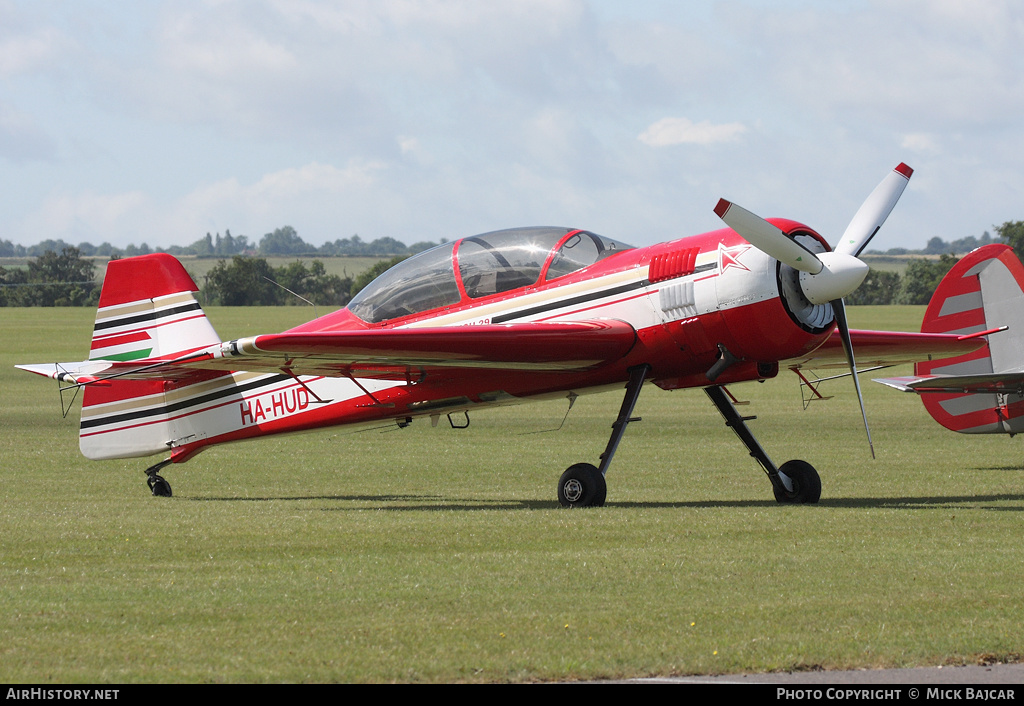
left=718, top=243, right=752, bottom=273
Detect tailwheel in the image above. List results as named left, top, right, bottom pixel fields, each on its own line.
left=557, top=463, right=607, bottom=508
left=147, top=475, right=172, bottom=497
left=773, top=460, right=821, bottom=504
left=145, top=459, right=173, bottom=498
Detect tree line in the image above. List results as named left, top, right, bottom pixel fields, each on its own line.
left=202, top=255, right=405, bottom=307
left=0, top=247, right=406, bottom=309
left=849, top=221, right=1024, bottom=304
left=0, top=225, right=443, bottom=259
left=3, top=222, right=1023, bottom=308
left=0, top=248, right=99, bottom=306
left=1, top=222, right=1011, bottom=261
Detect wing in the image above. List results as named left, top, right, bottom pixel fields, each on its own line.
left=201, top=320, right=638, bottom=378
left=20, top=320, right=638, bottom=384
left=785, top=329, right=986, bottom=371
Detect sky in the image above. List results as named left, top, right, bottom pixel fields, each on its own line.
left=1, top=0, right=1022, bottom=252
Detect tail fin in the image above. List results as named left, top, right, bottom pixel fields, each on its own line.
left=90, top=254, right=220, bottom=361
left=80, top=254, right=222, bottom=459
left=915, top=244, right=1024, bottom=434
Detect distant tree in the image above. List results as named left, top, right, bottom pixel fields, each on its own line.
left=846, top=269, right=901, bottom=305
left=319, top=234, right=367, bottom=256
left=0, top=239, right=24, bottom=257
left=0, top=247, right=98, bottom=306
left=408, top=240, right=442, bottom=254
left=212, top=229, right=249, bottom=256
left=363, top=236, right=409, bottom=255
left=0, top=263, right=28, bottom=306
left=122, top=243, right=152, bottom=257
left=270, top=260, right=353, bottom=306
left=894, top=254, right=958, bottom=305
left=29, top=247, right=94, bottom=283
left=318, top=234, right=438, bottom=257
left=923, top=236, right=950, bottom=255
left=350, top=255, right=408, bottom=298
left=27, top=239, right=76, bottom=257
left=204, top=256, right=282, bottom=306
left=948, top=231, right=994, bottom=254
left=996, top=221, right=1024, bottom=260
left=259, top=226, right=314, bottom=255
left=203, top=256, right=355, bottom=306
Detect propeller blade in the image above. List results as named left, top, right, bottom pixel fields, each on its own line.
left=832, top=298, right=875, bottom=459
left=835, top=163, right=913, bottom=257
left=715, top=199, right=823, bottom=274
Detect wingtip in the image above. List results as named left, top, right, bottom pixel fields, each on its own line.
left=14, top=363, right=54, bottom=378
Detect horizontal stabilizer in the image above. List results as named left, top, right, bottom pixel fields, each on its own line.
left=874, top=372, right=1024, bottom=395
left=16, top=361, right=113, bottom=383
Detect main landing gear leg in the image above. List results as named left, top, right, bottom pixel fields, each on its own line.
left=557, top=364, right=651, bottom=508
left=704, top=385, right=820, bottom=504
left=145, top=458, right=173, bottom=498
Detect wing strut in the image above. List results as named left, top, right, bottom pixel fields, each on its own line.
left=279, top=366, right=334, bottom=405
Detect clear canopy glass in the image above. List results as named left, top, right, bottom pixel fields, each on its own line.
left=348, top=227, right=633, bottom=323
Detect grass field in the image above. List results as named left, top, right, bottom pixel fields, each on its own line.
left=2, top=305, right=1023, bottom=683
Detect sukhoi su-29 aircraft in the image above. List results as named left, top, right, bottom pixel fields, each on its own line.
left=17, top=163, right=987, bottom=506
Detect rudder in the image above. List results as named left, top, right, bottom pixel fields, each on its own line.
left=90, top=254, right=220, bottom=362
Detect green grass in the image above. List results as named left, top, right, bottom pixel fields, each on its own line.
left=2, top=305, right=1023, bottom=682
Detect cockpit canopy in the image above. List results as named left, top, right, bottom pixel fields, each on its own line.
left=348, top=226, right=634, bottom=324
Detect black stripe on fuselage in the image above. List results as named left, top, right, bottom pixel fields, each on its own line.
left=80, top=373, right=291, bottom=430
left=491, top=280, right=647, bottom=324
left=93, top=302, right=204, bottom=332
left=489, top=263, right=715, bottom=324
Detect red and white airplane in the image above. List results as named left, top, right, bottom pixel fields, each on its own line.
left=17, top=163, right=985, bottom=505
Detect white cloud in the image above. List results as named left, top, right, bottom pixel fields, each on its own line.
left=22, top=190, right=152, bottom=245
left=159, top=17, right=298, bottom=79
left=3, top=2, right=1024, bottom=252
left=638, top=118, right=747, bottom=147
left=13, top=161, right=389, bottom=248
left=0, top=26, right=68, bottom=77
left=901, top=133, right=940, bottom=154
left=163, top=161, right=392, bottom=244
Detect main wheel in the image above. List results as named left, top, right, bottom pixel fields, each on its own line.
left=557, top=463, right=607, bottom=508
left=773, top=460, right=821, bottom=504
left=147, top=475, right=173, bottom=498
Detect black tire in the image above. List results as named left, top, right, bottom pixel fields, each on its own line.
left=773, top=460, right=821, bottom=504
left=557, top=463, right=607, bottom=508
left=148, top=475, right=173, bottom=498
